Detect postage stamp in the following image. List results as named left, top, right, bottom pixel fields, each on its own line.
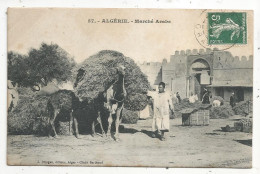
left=208, top=12, right=247, bottom=45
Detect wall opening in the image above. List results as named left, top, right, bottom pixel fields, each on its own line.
left=189, top=59, right=211, bottom=100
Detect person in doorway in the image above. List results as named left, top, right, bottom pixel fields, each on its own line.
left=176, top=92, right=181, bottom=103
left=148, top=82, right=174, bottom=141
left=202, top=88, right=210, bottom=104
left=230, top=92, right=236, bottom=107
left=189, top=92, right=195, bottom=103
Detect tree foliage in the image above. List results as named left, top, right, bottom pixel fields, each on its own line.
left=8, top=43, right=76, bottom=90
left=8, top=51, right=30, bottom=87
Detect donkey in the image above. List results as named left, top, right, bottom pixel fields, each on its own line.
left=47, top=90, right=81, bottom=138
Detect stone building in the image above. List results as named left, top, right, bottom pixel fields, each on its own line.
left=137, top=61, right=162, bottom=90
left=138, top=48, right=253, bottom=102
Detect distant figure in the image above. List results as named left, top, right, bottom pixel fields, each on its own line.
left=230, top=92, right=236, bottom=107
left=202, top=89, right=210, bottom=104
left=189, top=92, right=196, bottom=103
left=7, top=80, right=19, bottom=112
left=194, top=94, right=198, bottom=101
left=176, top=92, right=181, bottom=103
left=171, top=93, right=179, bottom=104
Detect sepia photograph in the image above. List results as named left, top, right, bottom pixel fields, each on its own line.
left=7, top=8, right=253, bottom=168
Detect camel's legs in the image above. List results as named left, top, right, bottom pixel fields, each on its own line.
left=73, top=117, right=79, bottom=138
left=97, top=111, right=105, bottom=136
left=114, top=106, right=123, bottom=140
left=69, top=111, right=73, bottom=136
left=47, top=118, right=52, bottom=137
left=107, top=112, right=113, bottom=137
left=91, top=121, right=96, bottom=136
left=50, top=110, right=59, bottom=138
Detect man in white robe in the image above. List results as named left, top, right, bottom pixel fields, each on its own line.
left=148, top=82, right=174, bottom=141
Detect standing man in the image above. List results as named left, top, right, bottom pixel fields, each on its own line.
left=148, top=82, right=174, bottom=141
left=202, top=88, right=210, bottom=104
left=230, top=92, right=236, bottom=107
left=176, top=92, right=181, bottom=103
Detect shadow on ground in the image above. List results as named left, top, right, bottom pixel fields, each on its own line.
left=119, top=126, right=139, bottom=134
left=234, top=139, right=252, bottom=147
left=141, top=130, right=155, bottom=138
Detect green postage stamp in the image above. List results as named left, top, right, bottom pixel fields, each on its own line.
left=208, top=12, right=247, bottom=45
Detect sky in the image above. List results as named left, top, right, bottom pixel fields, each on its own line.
left=7, top=8, right=253, bottom=63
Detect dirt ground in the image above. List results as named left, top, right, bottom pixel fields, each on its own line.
left=7, top=115, right=252, bottom=168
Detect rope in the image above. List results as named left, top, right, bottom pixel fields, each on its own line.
left=112, top=91, right=125, bottom=103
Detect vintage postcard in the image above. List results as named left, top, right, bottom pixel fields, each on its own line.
left=7, top=8, right=253, bottom=168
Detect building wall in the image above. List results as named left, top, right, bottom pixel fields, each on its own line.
left=171, top=76, right=187, bottom=98
left=137, top=62, right=162, bottom=89
left=138, top=49, right=253, bottom=101
left=212, top=51, right=253, bottom=86
left=162, top=48, right=253, bottom=99
left=213, top=69, right=253, bottom=86
left=244, top=87, right=253, bottom=100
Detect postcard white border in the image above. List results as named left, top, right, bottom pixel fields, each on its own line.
left=0, top=0, right=259, bottom=174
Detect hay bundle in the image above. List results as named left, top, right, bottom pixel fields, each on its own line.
left=174, top=98, right=203, bottom=111
left=233, top=100, right=252, bottom=116
left=74, top=50, right=151, bottom=111
left=210, top=104, right=234, bottom=119
left=8, top=93, right=50, bottom=135
left=56, top=121, right=71, bottom=135
left=174, top=98, right=203, bottom=117
left=121, top=108, right=139, bottom=124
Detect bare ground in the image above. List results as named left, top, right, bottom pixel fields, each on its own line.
left=7, top=116, right=252, bottom=168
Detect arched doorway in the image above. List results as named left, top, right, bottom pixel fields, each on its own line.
left=189, top=59, right=211, bottom=100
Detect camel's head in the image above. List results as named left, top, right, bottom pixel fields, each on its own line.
left=116, top=65, right=126, bottom=76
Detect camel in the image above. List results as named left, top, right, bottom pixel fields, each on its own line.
left=89, top=92, right=107, bottom=137
left=73, top=65, right=127, bottom=141
left=47, top=90, right=81, bottom=138
left=105, top=65, right=127, bottom=141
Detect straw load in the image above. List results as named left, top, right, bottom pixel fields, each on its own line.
left=74, top=50, right=151, bottom=111
left=8, top=88, right=78, bottom=135
left=209, top=96, right=234, bottom=118
left=8, top=91, right=50, bottom=135
left=210, top=104, right=234, bottom=119
left=233, top=100, right=252, bottom=116
left=121, top=109, right=139, bottom=124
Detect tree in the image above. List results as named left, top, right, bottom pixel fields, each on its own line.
left=8, top=51, right=30, bottom=88
left=8, top=43, right=76, bottom=91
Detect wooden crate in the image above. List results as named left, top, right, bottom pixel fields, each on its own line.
left=182, top=113, right=191, bottom=126
left=234, top=119, right=252, bottom=133
left=182, top=109, right=209, bottom=126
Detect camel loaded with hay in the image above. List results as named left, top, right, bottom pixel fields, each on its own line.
left=74, top=50, right=150, bottom=141
left=8, top=50, right=150, bottom=140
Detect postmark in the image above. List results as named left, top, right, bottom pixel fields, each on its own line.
left=208, top=12, right=247, bottom=45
